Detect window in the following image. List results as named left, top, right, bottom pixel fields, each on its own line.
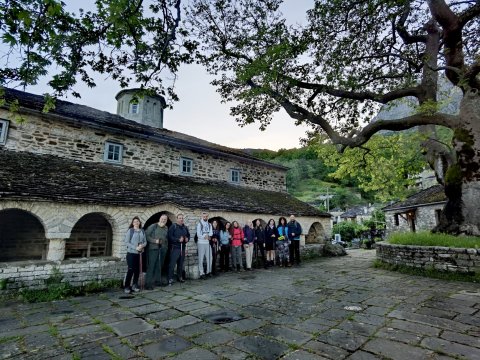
left=130, top=102, right=139, bottom=114
left=180, top=157, right=193, bottom=175
left=0, top=119, right=9, bottom=145
left=104, top=142, right=123, bottom=164
left=394, top=214, right=399, bottom=226
left=230, top=169, right=240, bottom=183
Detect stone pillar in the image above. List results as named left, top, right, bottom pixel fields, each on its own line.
left=47, top=238, right=66, bottom=261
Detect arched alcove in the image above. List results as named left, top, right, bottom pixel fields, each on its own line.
left=66, top=213, right=113, bottom=258
left=305, top=222, right=326, bottom=244
left=209, top=216, right=228, bottom=230
left=0, top=209, right=48, bottom=261
left=144, top=211, right=175, bottom=230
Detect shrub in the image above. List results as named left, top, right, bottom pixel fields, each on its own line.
left=332, top=222, right=364, bottom=242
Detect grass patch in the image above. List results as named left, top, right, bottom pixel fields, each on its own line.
left=101, top=344, right=122, bottom=360
left=0, top=335, right=22, bottom=344
left=373, top=259, right=480, bottom=283
left=387, top=232, right=480, bottom=248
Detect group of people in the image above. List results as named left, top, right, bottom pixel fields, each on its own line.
left=123, top=212, right=302, bottom=294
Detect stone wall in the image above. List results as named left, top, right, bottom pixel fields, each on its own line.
left=376, top=242, right=480, bottom=274
left=0, top=257, right=124, bottom=290
left=0, top=200, right=331, bottom=289
left=1, top=110, right=286, bottom=192
left=385, top=203, right=445, bottom=235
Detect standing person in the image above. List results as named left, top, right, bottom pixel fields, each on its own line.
left=243, top=221, right=255, bottom=271
left=145, top=214, right=169, bottom=290
left=196, top=212, right=213, bottom=279
left=167, top=213, right=190, bottom=286
left=210, top=220, right=221, bottom=276
left=287, top=214, right=303, bottom=266
left=219, top=222, right=231, bottom=272
left=276, top=217, right=290, bottom=267
left=264, top=219, right=278, bottom=267
left=124, top=216, right=147, bottom=294
left=254, top=219, right=268, bottom=269
left=230, top=221, right=244, bottom=272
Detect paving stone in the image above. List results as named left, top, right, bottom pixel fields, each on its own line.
left=363, top=338, right=436, bottom=360
left=440, top=330, right=480, bottom=348
left=374, top=327, right=422, bottom=345
left=232, top=335, right=289, bottom=360
left=174, top=321, right=220, bottom=338
left=453, top=313, right=480, bottom=326
left=145, top=308, right=184, bottom=322
left=0, top=338, right=24, bottom=359
left=415, top=306, right=457, bottom=319
left=23, top=332, right=60, bottom=350
left=303, top=340, right=350, bottom=359
left=259, top=325, right=312, bottom=345
left=59, top=323, right=102, bottom=338
left=317, top=329, right=368, bottom=351
left=63, top=330, right=114, bottom=348
left=337, top=320, right=378, bottom=337
left=387, top=309, right=472, bottom=332
left=121, top=328, right=170, bottom=347
left=55, top=315, right=95, bottom=329
left=141, top=335, right=192, bottom=359
left=171, top=347, right=220, bottom=360
left=345, top=350, right=382, bottom=360
left=421, top=336, right=480, bottom=360
left=388, top=319, right=441, bottom=337
left=281, top=349, right=329, bottom=359
left=159, top=314, right=201, bottom=329
left=109, top=317, right=155, bottom=337
left=192, top=328, right=237, bottom=346
left=20, top=346, right=70, bottom=360
left=0, top=324, right=49, bottom=338
left=220, top=318, right=265, bottom=333
left=352, top=313, right=386, bottom=326
left=363, top=306, right=390, bottom=316
left=212, top=345, right=250, bottom=360
left=174, top=300, right=211, bottom=312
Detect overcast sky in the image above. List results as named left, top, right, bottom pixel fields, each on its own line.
left=20, top=1, right=314, bottom=151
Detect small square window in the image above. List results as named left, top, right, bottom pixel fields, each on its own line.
left=180, top=157, right=193, bottom=175
left=130, top=102, right=139, bottom=114
left=104, top=142, right=123, bottom=164
left=230, top=169, right=240, bottom=183
left=0, top=119, right=9, bottom=145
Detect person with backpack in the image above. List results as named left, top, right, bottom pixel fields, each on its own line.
left=210, top=219, right=221, bottom=276
left=265, top=219, right=278, bottom=267
left=167, top=213, right=190, bottom=286
left=254, top=219, right=268, bottom=269
left=243, top=220, right=255, bottom=271
left=144, top=214, right=169, bottom=290
left=230, top=221, right=244, bottom=271
left=287, top=214, right=303, bottom=266
left=277, top=216, right=290, bottom=267
left=219, top=221, right=231, bottom=272
left=124, top=216, right=147, bottom=294
left=196, top=212, right=213, bottom=279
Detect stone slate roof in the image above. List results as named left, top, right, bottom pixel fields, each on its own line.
left=0, top=150, right=328, bottom=217
left=340, top=206, right=372, bottom=218
left=1, top=87, right=287, bottom=171
left=383, top=185, right=446, bottom=212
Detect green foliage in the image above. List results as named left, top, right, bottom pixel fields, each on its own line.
left=332, top=222, right=364, bottom=242
left=373, top=260, right=480, bottom=282
left=388, top=232, right=480, bottom=248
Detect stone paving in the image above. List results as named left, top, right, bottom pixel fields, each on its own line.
left=0, top=249, right=479, bottom=360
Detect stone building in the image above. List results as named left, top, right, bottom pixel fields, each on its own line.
left=383, top=185, right=446, bottom=234
left=0, top=88, right=331, bottom=289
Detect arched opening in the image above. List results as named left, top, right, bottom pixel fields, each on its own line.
left=144, top=211, right=175, bottom=230
left=66, top=213, right=113, bottom=258
left=306, top=222, right=326, bottom=244
left=253, top=218, right=267, bottom=229
left=0, top=209, right=48, bottom=261
left=209, top=216, right=228, bottom=230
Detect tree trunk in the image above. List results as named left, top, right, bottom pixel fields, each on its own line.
left=436, top=89, right=480, bottom=235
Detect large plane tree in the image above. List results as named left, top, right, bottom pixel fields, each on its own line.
left=188, top=0, right=480, bottom=234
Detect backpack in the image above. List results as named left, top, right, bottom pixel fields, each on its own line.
left=128, top=228, right=145, bottom=241
left=195, top=221, right=210, bottom=243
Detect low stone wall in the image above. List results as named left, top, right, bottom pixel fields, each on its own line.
left=0, top=257, right=125, bottom=291
left=376, top=242, right=480, bottom=273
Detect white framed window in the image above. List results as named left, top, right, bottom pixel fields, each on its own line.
left=180, top=157, right=193, bottom=175
left=0, top=119, right=9, bottom=145
left=230, top=169, right=240, bottom=184
left=130, top=102, right=139, bottom=114
left=104, top=142, right=123, bottom=164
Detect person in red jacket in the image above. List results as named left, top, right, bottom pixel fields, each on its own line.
left=230, top=221, right=244, bottom=272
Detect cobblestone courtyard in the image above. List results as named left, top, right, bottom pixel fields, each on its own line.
left=1, top=249, right=479, bottom=360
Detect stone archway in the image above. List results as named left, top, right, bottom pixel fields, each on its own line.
left=66, top=213, right=113, bottom=258
left=305, top=222, right=326, bottom=244
left=0, top=209, right=48, bottom=261
left=209, top=216, right=228, bottom=230
left=144, top=211, right=175, bottom=230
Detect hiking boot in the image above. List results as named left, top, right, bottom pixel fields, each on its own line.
left=168, top=279, right=173, bottom=286
left=131, top=285, right=140, bottom=293
left=124, top=287, right=131, bottom=294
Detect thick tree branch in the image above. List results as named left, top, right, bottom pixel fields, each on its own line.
left=458, top=2, right=480, bottom=26
left=396, top=4, right=427, bottom=44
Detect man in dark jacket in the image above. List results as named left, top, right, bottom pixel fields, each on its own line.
left=287, top=214, right=302, bottom=266
left=167, top=213, right=190, bottom=285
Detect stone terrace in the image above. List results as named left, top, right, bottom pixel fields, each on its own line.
left=0, top=250, right=479, bottom=360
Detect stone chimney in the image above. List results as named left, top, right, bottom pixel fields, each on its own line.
left=115, top=89, right=167, bottom=129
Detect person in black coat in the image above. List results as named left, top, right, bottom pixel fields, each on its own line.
left=264, top=219, right=278, bottom=267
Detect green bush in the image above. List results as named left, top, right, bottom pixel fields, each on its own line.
left=388, top=232, right=480, bottom=248
left=332, top=222, right=364, bottom=242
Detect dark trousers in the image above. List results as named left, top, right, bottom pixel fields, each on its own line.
left=125, top=252, right=140, bottom=289
left=289, top=240, right=301, bottom=264
left=168, top=246, right=185, bottom=281
left=219, top=245, right=230, bottom=271
left=211, top=244, right=218, bottom=274
left=255, top=243, right=267, bottom=268
left=146, top=247, right=167, bottom=287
